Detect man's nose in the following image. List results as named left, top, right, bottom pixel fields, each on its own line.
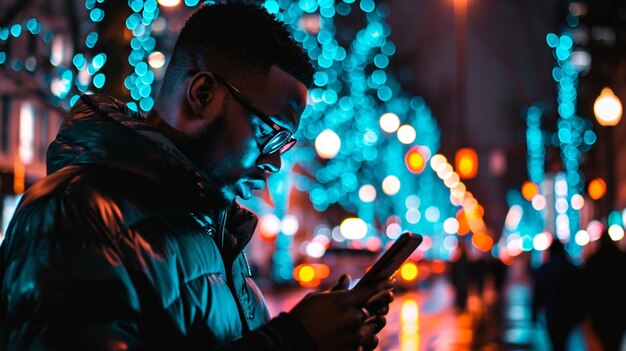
left=256, top=152, right=281, bottom=173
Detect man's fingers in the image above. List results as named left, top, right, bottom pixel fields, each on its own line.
left=369, top=315, right=386, bottom=334
left=350, top=279, right=394, bottom=306
left=359, top=322, right=380, bottom=351
left=366, top=289, right=394, bottom=313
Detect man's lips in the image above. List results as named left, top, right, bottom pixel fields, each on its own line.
left=247, top=177, right=266, bottom=190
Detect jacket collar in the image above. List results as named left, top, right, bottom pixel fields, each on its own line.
left=47, top=93, right=230, bottom=213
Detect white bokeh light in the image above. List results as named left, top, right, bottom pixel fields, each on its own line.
left=382, top=175, right=401, bottom=195
left=397, top=124, right=416, bottom=144
left=281, top=215, right=299, bottom=236
left=315, top=129, right=341, bottom=159
left=443, top=218, right=459, bottom=234
left=359, top=184, right=377, bottom=203
left=608, top=224, right=625, bottom=241
left=570, top=194, right=585, bottom=210
left=340, top=218, right=367, bottom=240
left=259, top=214, right=281, bottom=238
left=531, top=194, right=547, bottom=211
left=306, top=241, right=326, bottom=258
left=386, top=223, right=402, bottom=239
left=574, top=230, right=590, bottom=246
left=533, top=231, right=552, bottom=251
left=406, top=208, right=421, bottom=224
left=379, top=112, right=400, bottom=133
left=425, top=206, right=440, bottom=222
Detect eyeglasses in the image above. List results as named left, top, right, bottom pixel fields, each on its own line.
left=188, top=70, right=297, bottom=155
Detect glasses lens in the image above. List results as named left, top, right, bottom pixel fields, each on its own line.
left=263, top=130, right=293, bottom=155
left=279, top=138, right=297, bottom=155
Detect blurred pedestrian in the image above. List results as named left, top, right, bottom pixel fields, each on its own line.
left=451, top=239, right=471, bottom=312
left=582, top=231, right=626, bottom=351
left=531, top=238, right=585, bottom=351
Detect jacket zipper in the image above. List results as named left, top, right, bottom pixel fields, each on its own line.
left=218, top=209, right=255, bottom=330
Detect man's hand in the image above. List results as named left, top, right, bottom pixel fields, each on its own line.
left=289, top=274, right=394, bottom=351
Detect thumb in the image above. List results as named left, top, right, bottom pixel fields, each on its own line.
left=331, top=274, right=352, bottom=291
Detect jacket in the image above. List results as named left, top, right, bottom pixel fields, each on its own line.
left=0, top=94, right=316, bottom=351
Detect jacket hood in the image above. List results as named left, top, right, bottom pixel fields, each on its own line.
left=46, top=93, right=229, bottom=211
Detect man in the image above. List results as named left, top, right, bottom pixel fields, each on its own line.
left=0, top=3, right=393, bottom=350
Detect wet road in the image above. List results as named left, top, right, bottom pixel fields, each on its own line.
left=263, top=260, right=618, bottom=351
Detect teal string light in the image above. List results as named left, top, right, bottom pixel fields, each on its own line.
left=0, top=3, right=107, bottom=109
left=246, top=0, right=454, bottom=264
left=525, top=105, right=545, bottom=185
left=125, top=0, right=159, bottom=112
left=545, top=6, right=595, bottom=251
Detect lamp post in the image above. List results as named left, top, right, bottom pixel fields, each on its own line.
left=593, top=87, right=623, bottom=222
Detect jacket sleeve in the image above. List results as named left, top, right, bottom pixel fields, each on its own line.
left=217, top=313, right=318, bottom=351
left=0, top=189, right=142, bottom=351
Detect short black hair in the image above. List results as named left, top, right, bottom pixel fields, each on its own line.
left=163, top=2, right=314, bottom=88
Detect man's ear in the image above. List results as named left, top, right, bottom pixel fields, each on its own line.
left=186, top=71, right=220, bottom=118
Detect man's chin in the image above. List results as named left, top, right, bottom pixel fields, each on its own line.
left=235, top=182, right=255, bottom=200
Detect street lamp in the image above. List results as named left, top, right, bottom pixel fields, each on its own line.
left=593, top=87, right=622, bottom=221
left=594, top=87, right=623, bottom=126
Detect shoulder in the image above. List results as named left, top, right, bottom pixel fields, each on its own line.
left=8, top=164, right=186, bottom=245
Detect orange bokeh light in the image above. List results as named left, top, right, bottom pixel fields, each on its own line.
left=405, top=146, right=427, bottom=174
left=455, top=148, right=478, bottom=179
left=521, top=181, right=539, bottom=201
left=293, top=263, right=330, bottom=288
left=456, top=209, right=470, bottom=235
left=400, top=262, right=419, bottom=281
left=588, top=178, right=606, bottom=200
left=431, top=260, right=446, bottom=274
left=471, top=232, right=493, bottom=252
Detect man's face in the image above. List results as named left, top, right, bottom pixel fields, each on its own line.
left=191, top=66, right=308, bottom=201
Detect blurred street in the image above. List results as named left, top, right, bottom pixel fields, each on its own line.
left=263, top=258, right=618, bottom=351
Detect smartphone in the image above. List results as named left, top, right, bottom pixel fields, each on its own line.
left=354, top=232, right=423, bottom=288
